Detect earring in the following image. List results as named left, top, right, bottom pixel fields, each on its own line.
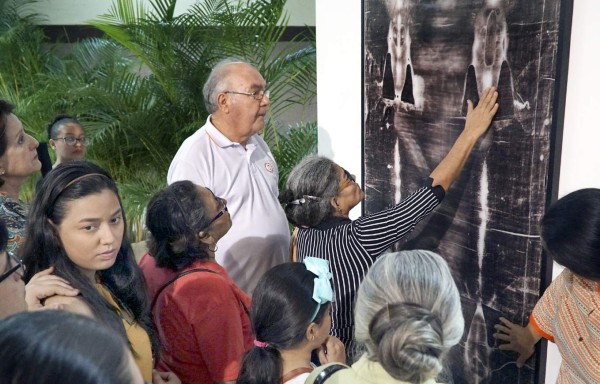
left=0, top=169, right=5, bottom=176
left=208, top=245, right=218, bottom=252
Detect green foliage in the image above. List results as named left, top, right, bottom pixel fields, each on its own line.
left=0, top=0, right=317, bottom=241
left=264, top=121, right=317, bottom=191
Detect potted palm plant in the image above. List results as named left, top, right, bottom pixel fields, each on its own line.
left=0, top=0, right=317, bottom=241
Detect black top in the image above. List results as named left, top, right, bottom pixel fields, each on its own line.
left=295, top=180, right=444, bottom=358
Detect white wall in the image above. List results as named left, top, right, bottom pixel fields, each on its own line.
left=316, top=1, right=600, bottom=383
left=29, top=0, right=315, bottom=27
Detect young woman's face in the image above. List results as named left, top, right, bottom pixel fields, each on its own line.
left=50, top=122, right=87, bottom=163
left=56, top=189, right=124, bottom=280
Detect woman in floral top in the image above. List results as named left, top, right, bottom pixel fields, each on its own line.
left=0, top=100, right=41, bottom=254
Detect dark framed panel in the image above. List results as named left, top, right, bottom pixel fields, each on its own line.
left=362, top=1, right=573, bottom=383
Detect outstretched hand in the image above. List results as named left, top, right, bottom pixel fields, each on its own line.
left=25, top=266, right=79, bottom=310
left=317, top=336, right=346, bottom=365
left=493, top=317, right=540, bottom=368
left=464, top=87, right=499, bottom=140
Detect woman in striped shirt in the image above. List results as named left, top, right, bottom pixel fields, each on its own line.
left=278, top=87, right=498, bottom=360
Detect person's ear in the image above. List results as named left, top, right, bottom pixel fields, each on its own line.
left=47, top=218, right=60, bottom=238
left=305, top=322, right=317, bottom=342
left=48, top=139, right=56, bottom=150
left=198, top=230, right=214, bottom=245
left=330, top=197, right=342, bottom=214
left=217, top=93, right=230, bottom=113
left=330, top=197, right=339, bottom=211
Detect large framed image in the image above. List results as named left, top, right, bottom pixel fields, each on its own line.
left=363, top=1, right=573, bottom=383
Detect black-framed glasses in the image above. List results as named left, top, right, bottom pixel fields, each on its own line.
left=53, top=136, right=88, bottom=146
left=223, top=89, right=270, bottom=101
left=0, top=251, right=25, bottom=284
left=207, top=197, right=228, bottom=227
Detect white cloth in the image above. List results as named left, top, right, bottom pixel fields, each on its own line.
left=167, top=117, right=290, bottom=294
left=284, top=373, right=310, bottom=384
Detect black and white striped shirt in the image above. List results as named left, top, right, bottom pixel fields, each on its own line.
left=295, top=183, right=443, bottom=357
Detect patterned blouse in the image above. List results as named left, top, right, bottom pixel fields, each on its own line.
left=530, top=269, right=600, bottom=383
left=0, top=193, right=28, bottom=255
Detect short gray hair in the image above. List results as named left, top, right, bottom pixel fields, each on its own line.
left=355, top=250, right=464, bottom=382
left=202, top=58, right=247, bottom=114
left=278, top=155, right=340, bottom=227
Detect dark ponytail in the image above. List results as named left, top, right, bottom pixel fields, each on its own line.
left=237, top=346, right=282, bottom=384
left=237, top=263, right=329, bottom=384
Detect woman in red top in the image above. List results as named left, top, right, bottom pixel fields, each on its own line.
left=140, top=180, right=253, bottom=384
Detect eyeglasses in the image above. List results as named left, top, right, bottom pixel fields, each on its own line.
left=0, top=251, right=25, bottom=284
left=53, top=136, right=88, bottom=146
left=207, top=197, right=228, bottom=227
left=224, top=89, right=270, bottom=101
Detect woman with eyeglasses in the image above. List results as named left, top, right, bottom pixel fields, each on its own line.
left=0, top=211, right=81, bottom=320
left=279, top=87, right=498, bottom=361
left=0, top=100, right=41, bottom=254
left=40, top=114, right=88, bottom=176
left=140, top=180, right=253, bottom=384
left=21, top=161, right=180, bottom=384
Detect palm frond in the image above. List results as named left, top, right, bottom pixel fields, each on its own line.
left=0, top=0, right=317, bottom=240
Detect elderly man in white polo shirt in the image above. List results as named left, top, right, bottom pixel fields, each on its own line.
left=167, top=59, right=290, bottom=294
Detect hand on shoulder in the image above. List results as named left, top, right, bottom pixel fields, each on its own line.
left=25, top=266, right=79, bottom=310
left=43, top=294, right=93, bottom=317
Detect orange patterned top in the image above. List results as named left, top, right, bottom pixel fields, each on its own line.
left=530, top=269, right=600, bottom=383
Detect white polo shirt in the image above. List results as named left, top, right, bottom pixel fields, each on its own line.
left=167, top=117, right=290, bottom=294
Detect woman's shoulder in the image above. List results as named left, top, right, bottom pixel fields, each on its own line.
left=161, top=261, right=237, bottom=298
left=284, top=372, right=311, bottom=384
left=44, top=295, right=94, bottom=318
left=0, top=195, right=27, bottom=218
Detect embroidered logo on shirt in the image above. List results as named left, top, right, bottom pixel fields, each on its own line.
left=265, top=161, right=274, bottom=173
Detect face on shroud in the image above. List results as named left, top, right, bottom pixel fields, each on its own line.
left=56, top=189, right=124, bottom=281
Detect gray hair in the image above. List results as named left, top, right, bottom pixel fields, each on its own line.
left=202, top=58, right=248, bottom=114
left=355, top=250, right=464, bottom=383
left=278, top=155, right=340, bottom=227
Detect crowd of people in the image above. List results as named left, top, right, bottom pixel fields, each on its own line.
left=0, top=58, right=597, bottom=384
